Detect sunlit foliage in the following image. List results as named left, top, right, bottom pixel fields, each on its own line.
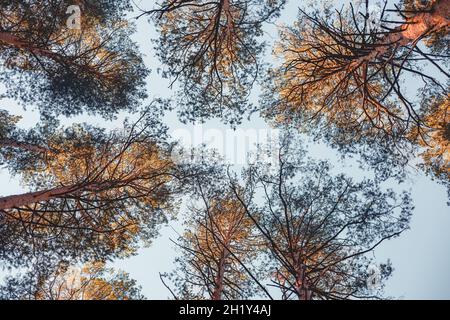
left=0, top=109, right=178, bottom=267
left=229, top=135, right=413, bottom=300
left=164, top=189, right=262, bottom=300
left=0, top=261, right=144, bottom=300
left=0, top=0, right=148, bottom=118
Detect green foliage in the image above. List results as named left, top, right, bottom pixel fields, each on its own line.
left=0, top=261, right=145, bottom=300
left=0, top=0, right=148, bottom=119
left=151, top=0, right=286, bottom=125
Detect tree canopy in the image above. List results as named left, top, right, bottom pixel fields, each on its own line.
left=0, top=0, right=148, bottom=119
left=0, top=0, right=448, bottom=301
left=264, top=0, right=448, bottom=136
left=148, top=0, right=286, bottom=125
left=262, top=0, right=449, bottom=195
left=0, top=261, right=144, bottom=300
left=230, top=136, right=412, bottom=299
left=161, top=135, right=413, bottom=300
left=0, top=108, right=185, bottom=267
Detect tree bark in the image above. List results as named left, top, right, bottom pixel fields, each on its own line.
left=352, top=0, right=450, bottom=67
left=0, top=186, right=75, bottom=210
left=0, top=181, right=117, bottom=211
left=0, top=31, right=103, bottom=78
left=0, top=138, right=53, bottom=154
left=211, top=248, right=229, bottom=300
left=0, top=32, right=58, bottom=59
left=293, top=261, right=313, bottom=300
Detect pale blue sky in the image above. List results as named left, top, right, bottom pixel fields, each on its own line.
left=0, top=0, right=449, bottom=299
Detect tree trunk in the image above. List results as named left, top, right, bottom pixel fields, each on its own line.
left=0, top=32, right=58, bottom=59
left=0, top=31, right=103, bottom=78
left=0, top=186, right=75, bottom=210
left=352, top=0, right=450, bottom=67
left=0, top=138, right=53, bottom=154
left=294, top=263, right=312, bottom=300
left=211, top=248, right=229, bottom=300
left=0, top=181, right=115, bottom=210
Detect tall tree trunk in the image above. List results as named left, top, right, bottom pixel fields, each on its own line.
left=0, top=181, right=115, bottom=210
left=212, top=248, right=229, bottom=300
left=0, top=138, right=53, bottom=154
left=0, top=32, right=59, bottom=59
left=0, top=31, right=103, bottom=78
left=294, top=264, right=312, bottom=300
left=0, top=186, right=75, bottom=210
left=352, top=0, right=450, bottom=67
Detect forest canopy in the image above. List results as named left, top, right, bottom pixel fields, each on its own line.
left=0, top=0, right=448, bottom=300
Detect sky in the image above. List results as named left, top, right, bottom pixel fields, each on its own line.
left=0, top=0, right=449, bottom=300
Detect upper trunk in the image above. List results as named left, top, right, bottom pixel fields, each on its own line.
left=211, top=248, right=229, bottom=300
left=0, top=32, right=60, bottom=60
left=0, top=31, right=105, bottom=79
left=293, top=259, right=313, bottom=300
left=0, top=138, right=54, bottom=154
left=352, top=0, right=450, bottom=67
left=0, top=181, right=116, bottom=211
left=0, top=185, right=75, bottom=210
